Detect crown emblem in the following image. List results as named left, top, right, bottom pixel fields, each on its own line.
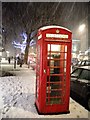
left=56, top=29, right=60, bottom=33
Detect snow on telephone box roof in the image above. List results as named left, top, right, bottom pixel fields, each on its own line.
left=38, top=25, right=72, bottom=40
left=39, top=25, right=71, bottom=32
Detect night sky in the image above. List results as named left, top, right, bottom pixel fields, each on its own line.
left=2, top=2, right=88, bottom=56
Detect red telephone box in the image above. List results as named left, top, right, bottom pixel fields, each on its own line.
left=35, top=25, right=72, bottom=114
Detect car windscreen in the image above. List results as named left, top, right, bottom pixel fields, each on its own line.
left=78, top=61, right=82, bottom=65
left=71, top=68, right=82, bottom=77
left=79, top=69, right=90, bottom=80
left=81, top=61, right=85, bottom=66
left=85, top=61, right=90, bottom=66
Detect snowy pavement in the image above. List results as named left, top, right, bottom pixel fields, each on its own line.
left=0, top=64, right=89, bottom=119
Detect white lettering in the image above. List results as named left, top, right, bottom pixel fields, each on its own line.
left=46, top=34, right=68, bottom=39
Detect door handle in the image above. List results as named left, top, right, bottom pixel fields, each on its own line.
left=44, top=69, right=46, bottom=74
left=44, top=68, right=50, bottom=74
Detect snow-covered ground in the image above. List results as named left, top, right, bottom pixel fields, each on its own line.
left=0, top=64, right=89, bottom=119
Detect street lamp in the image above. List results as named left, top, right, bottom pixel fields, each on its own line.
left=79, top=24, right=85, bottom=32
left=6, top=51, right=9, bottom=57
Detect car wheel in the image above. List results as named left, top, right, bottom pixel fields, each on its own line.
left=87, top=97, right=90, bottom=110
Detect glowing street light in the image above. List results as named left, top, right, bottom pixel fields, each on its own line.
left=6, top=51, right=9, bottom=54
left=6, top=51, right=10, bottom=57
left=79, top=24, right=85, bottom=32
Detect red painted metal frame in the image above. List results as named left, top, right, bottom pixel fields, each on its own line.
left=35, top=26, right=72, bottom=114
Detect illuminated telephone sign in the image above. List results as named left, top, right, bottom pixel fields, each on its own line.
left=35, top=25, right=72, bottom=114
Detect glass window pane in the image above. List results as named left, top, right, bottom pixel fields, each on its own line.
left=50, top=83, right=62, bottom=89
left=46, top=98, right=62, bottom=104
left=50, top=98, right=62, bottom=104
left=51, top=44, right=60, bottom=52
left=48, top=60, right=60, bottom=67
left=48, top=44, right=50, bottom=51
left=72, top=68, right=82, bottom=77
left=50, top=68, right=60, bottom=74
left=81, top=61, right=85, bottom=66
left=50, top=76, right=63, bottom=82
left=50, top=90, right=62, bottom=97
left=79, top=70, right=90, bottom=80
left=51, top=54, right=60, bottom=59
left=86, top=61, right=90, bottom=65
left=65, top=46, right=67, bottom=52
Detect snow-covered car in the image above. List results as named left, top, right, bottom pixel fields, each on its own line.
left=70, top=66, right=90, bottom=110
left=72, top=60, right=90, bottom=71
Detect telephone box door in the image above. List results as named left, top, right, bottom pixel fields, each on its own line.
left=43, top=42, right=71, bottom=112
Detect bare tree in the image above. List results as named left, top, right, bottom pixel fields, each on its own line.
left=2, top=2, right=60, bottom=63
left=3, top=2, right=85, bottom=63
